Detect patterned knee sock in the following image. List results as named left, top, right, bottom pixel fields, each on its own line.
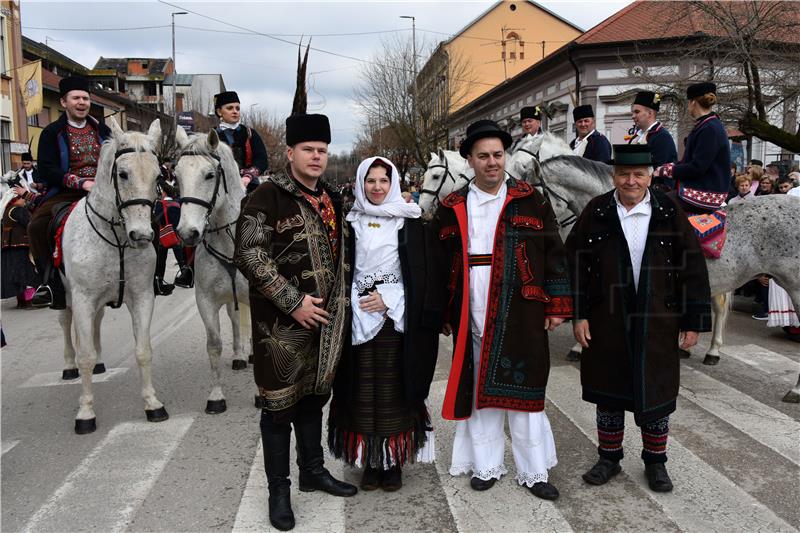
left=641, top=416, right=669, bottom=464
left=596, top=407, right=624, bottom=462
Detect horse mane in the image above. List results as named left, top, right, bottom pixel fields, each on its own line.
left=543, top=155, right=613, bottom=185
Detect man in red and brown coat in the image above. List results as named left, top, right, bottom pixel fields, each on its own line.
left=433, top=119, right=573, bottom=500
left=566, top=143, right=711, bottom=493
left=234, top=113, right=356, bottom=531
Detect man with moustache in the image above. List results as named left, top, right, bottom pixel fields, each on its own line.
left=434, top=119, right=573, bottom=500
left=234, top=112, right=356, bottom=531
left=29, top=76, right=111, bottom=309
left=569, top=104, right=611, bottom=164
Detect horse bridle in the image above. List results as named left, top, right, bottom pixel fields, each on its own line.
left=512, top=147, right=580, bottom=229
left=174, top=149, right=241, bottom=310
left=84, top=146, right=159, bottom=309
left=419, top=156, right=473, bottom=208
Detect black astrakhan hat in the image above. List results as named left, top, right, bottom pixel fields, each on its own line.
left=687, top=82, right=716, bottom=100
left=59, top=75, right=90, bottom=97
left=458, top=119, right=512, bottom=158
left=285, top=114, right=331, bottom=146
left=611, top=144, right=652, bottom=166
left=21, top=152, right=33, bottom=162
left=214, top=91, right=240, bottom=109
left=749, top=159, right=763, bottom=167
left=633, top=90, right=661, bottom=111
left=520, top=105, right=542, bottom=121
left=572, top=104, right=594, bottom=121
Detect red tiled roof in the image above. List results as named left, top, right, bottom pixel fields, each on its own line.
left=577, top=0, right=800, bottom=45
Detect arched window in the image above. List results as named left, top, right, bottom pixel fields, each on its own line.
left=504, top=32, right=525, bottom=61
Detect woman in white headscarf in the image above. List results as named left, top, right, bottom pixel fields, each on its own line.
left=328, top=156, right=443, bottom=492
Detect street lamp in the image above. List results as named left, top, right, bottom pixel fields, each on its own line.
left=171, top=11, right=188, bottom=134
left=249, top=102, right=259, bottom=121
left=400, top=15, right=418, bottom=133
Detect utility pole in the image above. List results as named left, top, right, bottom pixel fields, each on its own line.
left=401, top=15, right=417, bottom=136
left=171, top=11, right=187, bottom=134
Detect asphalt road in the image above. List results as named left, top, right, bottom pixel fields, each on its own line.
left=2, top=287, right=798, bottom=532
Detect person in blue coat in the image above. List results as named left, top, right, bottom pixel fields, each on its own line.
left=654, top=82, right=730, bottom=214
left=570, top=105, right=612, bottom=164
left=213, top=91, right=269, bottom=194
left=628, top=91, right=677, bottom=188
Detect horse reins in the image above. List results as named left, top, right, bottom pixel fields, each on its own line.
left=175, top=149, right=240, bottom=311
left=85, top=147, right=158, bottom=309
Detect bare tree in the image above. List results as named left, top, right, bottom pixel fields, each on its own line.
left=243, top=107, right=288, bottom=173
left=627, top=1, right=800, bottom=154
left=354, top=34, right=478, bottom=173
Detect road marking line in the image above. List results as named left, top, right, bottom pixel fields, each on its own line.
left=233, top=418, right=345, bottom=532
left=19, top=367, right=129, bottom=389
left=2, top=440, right=20, bottom=455
left=680, top=365, right=800, bottom=465
left=23, top=414, right=194, bottom=533
left=719, top=344, right=799, bottom=382
left=548, top=366, right=796, bottom=533
left=427, top=380, right=575, bottom=533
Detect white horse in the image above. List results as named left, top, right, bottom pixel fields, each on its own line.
left=509, top=150, right=800, bottom=404
left=514, top=131, right=574, bottom=162
left=61, top=118, right=167, bottom=434
left=173, top=127, right=251, bottom=414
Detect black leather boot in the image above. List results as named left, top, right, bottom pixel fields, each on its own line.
left=31, top=262, right=66, bottom=310
left=261, top=414, right=295, bottom=531
left=294, top=416, right=357, bottom=497
left=173, top=265, right=193, bottom=288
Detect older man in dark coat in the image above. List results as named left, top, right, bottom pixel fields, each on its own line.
left=566, top=144, right=711, bottom=493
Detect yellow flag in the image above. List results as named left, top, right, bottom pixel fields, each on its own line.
left=17, top=61, right=43, bottom=117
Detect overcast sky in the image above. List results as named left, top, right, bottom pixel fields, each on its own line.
left=21, top=0, right=631, bottom=153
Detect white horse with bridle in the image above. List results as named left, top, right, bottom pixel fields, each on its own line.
left=61, top=118, right=167, bottom=434
left=173, top=127, right=251, bottom=414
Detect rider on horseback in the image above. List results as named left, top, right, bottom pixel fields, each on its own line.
left=29, top=76, right=111, bottom=309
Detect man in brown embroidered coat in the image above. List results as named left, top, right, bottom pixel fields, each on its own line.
left=234, top=113, right=356, bottom=532
left=432, top=120, right=573, bottom=500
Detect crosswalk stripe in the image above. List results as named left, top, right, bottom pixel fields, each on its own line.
left=232, top=423, right=346, bottom=532
left=719, top=344, right=799, bottom=383
left=427, top=381, right=576, bottom=533
left=679, top=364, right=800, bottom=465
left=547, top=366, right=797, bottom=533
left=2, top=439, right=20, bottom=455
left=19, top=367, right=129, bottom=388
left=23, top=414, right=194, bottom=533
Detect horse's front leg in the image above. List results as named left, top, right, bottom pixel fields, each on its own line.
left=71, top=295, right=99, bottom=434
left=198, top=295, right=226, bottom=414
left=227, top=300, right=247, bottom=370
left=128, top=292, right=168, bottom=422
left=703, top=292, right=729, bottom=366
left=92, top=307, right=106, bottom=375
left=59, top=308, right=79, bottom=380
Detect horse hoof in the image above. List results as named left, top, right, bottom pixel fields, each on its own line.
left=703, top=354, right=720, bottom=366
left=254, top=395, right=266, bottom=409
left=145, top=407, right=169, bottom=422
left=75, top=418, right=97, bottom=434
left=205, top=399, right=227, bottom=414
left=679, top=349, right=692, bottom=359
left=62, top=368, right=79, bottom=380
left=93, top=363, right=106, bottom=374
left=232, top=359, right=248, bottom=371
left=248, top=354, right=254, bottom=364
left=782, top=391, right=800, bottom=403
left=566, top=350, right=581, bottom=362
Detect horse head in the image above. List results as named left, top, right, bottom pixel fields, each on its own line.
left=174, top=127, right=243, bottom=246
left=418, top=148, right=473, bottom=217
left=96, top=117, right=162, bottom=248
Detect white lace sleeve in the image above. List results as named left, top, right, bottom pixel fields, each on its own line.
left=378, top=283, right=405, bottom=333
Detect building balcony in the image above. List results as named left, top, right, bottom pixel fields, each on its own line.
left=134, top=95, right=163, bottom=105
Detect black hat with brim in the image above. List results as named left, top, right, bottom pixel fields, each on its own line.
left=750, top=159, right=763, bottom=166
left=633, top=90, right=661, bottom=111
left=286, top=114, right=331, bottom=146
left=611, top=144, right=652, bottom=166
left=59, top=76, right=90, bottom=97
left=459, top=119, right=512, bottom=158
left=21, top=152, right=33, bottom=162
left=214, top=91, right=240, bottom=109
left=520, top=105, right=542, bottom=121
left=687, top=82, right=716, bottom=100
left=573, top=104, right=594, bottom=121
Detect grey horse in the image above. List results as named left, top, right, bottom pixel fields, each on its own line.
left=173, top=127, right=252, bottom=414
left=61, top=118, right=167, bottom=434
